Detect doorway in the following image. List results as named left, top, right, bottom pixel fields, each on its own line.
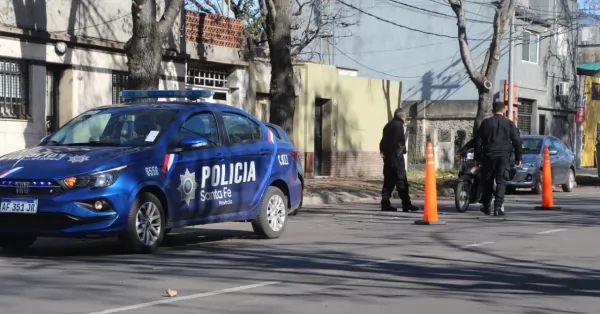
left=314, top=99, right=325, bottom=176
left=45, top=66, right=63, bottom=134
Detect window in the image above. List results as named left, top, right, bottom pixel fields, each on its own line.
left=45, top=108, right=177, bottom=147
left=180, top=112, right=220, bottom=146
left=522, top=30, right=539, bottom=64
left=267, top=125, right=282, bottom=140
left=222, top=112, right=262, bottom=145
left=112, top=71, right=130, bottom=104
left=550, top=138, right=565, bottom=153
left=592, top=83, right=600, bottom=100
left=0, top=58, right=29, bottom=120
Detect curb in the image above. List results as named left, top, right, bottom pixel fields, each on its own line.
left=303, top=188, right=455, bottom=205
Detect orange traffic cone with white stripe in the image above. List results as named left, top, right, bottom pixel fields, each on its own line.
left=414, top=142, right=446, bottom=225
left=534, top=145, right=561, bottom=210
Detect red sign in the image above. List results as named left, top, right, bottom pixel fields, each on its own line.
left=576, top=106, right=585, bottom=123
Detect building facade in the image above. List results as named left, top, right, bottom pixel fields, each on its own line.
left=308, top=0, right=579, bottom=166
left=0, top=0, right=247, bottom=156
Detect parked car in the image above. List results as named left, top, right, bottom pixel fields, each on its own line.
left=0, top=89, right=303, bottom=254
left=264, top=122, right=304, bottom=215
left=507, top=135, right=576, bottom=194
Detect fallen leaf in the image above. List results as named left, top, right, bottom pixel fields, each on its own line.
left=164, top=289, right=178, bottom=297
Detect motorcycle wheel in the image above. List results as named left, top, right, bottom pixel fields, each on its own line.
left=455, top=181, right=471, bottom=212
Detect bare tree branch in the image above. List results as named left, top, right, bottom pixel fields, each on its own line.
left=448, top=0, right=490, bottom=89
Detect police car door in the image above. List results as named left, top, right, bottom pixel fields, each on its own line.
left=219, top=111, right=272, bottom=213
left=166, top=111, right=229, bottom=221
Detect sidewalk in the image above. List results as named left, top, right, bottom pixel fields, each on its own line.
left=302, top=168, right=600, bottom=206
left=303, top=170, right=457, bottom=205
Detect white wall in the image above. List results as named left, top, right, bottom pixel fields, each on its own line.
left=0, top=35, right=184, bottom=156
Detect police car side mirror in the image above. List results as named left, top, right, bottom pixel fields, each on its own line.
left=169, top=135, right=208, bottom=153
left=39, top=134, right=51, bottom=145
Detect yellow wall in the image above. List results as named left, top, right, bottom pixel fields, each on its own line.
left=582, top=76, right=600, bottom=167
left=293, top=62, right=402, bottom=154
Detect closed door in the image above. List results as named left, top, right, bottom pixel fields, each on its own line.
left=550, top=137, right=570, bottom=184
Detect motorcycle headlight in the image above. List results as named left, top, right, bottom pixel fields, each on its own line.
left=63, top=165, right=127, bottom=189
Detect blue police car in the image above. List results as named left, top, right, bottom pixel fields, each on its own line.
left=0, top=90, right=303, bottom=254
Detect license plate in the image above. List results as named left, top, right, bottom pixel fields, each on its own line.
left=0, top=199, right=38, bottom=214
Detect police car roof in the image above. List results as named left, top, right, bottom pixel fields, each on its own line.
left=94, top=101, right=248, bottom=115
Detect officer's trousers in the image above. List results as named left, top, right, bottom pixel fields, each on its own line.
left=381, top=154, right=412, bottom=207
left=480, top=155, right=510, bottom=209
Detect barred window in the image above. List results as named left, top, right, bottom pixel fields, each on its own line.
left=0, top=58, right=29, bottom=120
left=111, top=71, right=130, bottom=104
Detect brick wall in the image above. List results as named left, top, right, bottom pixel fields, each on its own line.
left=304, top=151, right=384, bottom=178
left=184, top=11, right=245, bottom=49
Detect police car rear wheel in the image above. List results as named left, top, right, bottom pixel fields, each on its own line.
left=252, top=186, right=288, bottom=239
left=119, top=192, right=165, bottom=254
left=0, top=235, right=37, bottom=251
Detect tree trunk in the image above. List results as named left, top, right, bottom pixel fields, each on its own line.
left=474, top=90, right=493, bottom=135
left=126, top=0, right=183, bottom=100
left=265, top=0, right=296, bottom=137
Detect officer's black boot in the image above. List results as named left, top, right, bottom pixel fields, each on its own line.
left=402, top=203, right=420, bottom=212
left=493, top=206, right=505, bottom=216
left=381, top=199, right=397, bottom=211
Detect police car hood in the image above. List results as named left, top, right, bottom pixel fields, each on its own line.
left=0, top=146, right=152, bottom=179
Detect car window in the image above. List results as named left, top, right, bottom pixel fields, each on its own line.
left=267, top=125, right=282, bottom=140
left=46, top=109, right=177, bottom=147
left=222, top=112, right=263, bottom=145
left=521, top=138, right=542, bottom=154
left=543, top=138, right=556, bottom=151
left=180, top=112, right=220, bottom=146
left=550, top=138, right=565, bottom=152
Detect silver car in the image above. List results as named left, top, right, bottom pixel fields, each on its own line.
left=507, top=135, right=576, bottom=194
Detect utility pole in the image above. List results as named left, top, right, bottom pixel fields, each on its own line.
left=507, top=12, right=515, bottom=123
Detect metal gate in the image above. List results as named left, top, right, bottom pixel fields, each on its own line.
left=517, top=99, right=533, bottom=135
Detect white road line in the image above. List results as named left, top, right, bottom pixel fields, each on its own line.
left=460, top=241, right=494, bottom=249
left=86, top=281, right=281, bottom=314
left=537, top=228, right=568, bottom=235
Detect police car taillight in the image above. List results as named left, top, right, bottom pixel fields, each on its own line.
left=290, top=149, right=298, bottom=161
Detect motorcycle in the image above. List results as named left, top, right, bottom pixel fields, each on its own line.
left=454, top=147, right=495, bottom=212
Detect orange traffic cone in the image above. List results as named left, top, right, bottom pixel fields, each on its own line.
left=415, top=142, right=446, bottom=225
left=534, top=145, right=561, bottom=210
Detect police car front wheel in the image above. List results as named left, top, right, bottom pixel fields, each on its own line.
left=119, top=192, right=165, bottom=254
left=252, top=186, right=288, bottom=239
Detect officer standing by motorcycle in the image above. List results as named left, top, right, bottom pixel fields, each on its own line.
left=379, top=108, right=420, bottom=212
left=474, top=101, right=523, bottom=216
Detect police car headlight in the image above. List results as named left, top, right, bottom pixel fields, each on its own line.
left=63, top=165, right=127, bottom=189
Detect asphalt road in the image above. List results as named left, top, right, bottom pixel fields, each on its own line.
left=1, top=187, right=600, bottom=314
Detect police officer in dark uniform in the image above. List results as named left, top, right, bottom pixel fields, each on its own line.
left=379, top=108, right=420, bottom=212
left=474, top=101, right=523, bottom=216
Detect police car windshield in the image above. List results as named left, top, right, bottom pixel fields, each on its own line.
left=44, top=108, right=178, bottom=147
left=521, top=138, right=542, bottom=154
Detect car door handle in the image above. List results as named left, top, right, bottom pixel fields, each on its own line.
left=259, top=149, right=269, bottom=156
left=215, top=153, right=225, bottom=160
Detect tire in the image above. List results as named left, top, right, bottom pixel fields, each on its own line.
left=118, top=192, right=165, bottom=254
left=0, top=235, right=36, bottom=252
left=252, top=186, right=288, bottom=239
left=562, top=168, right=576, bottom=192
left=455, top=181, right=471, bottom=212
left=532, top=172, right=542, bottom=195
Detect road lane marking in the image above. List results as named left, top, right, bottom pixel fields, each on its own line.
left=537, top=228, right=567, bottom=235
left=460, top=241, right=494, bottom=249
left=86, top=281, right=281, bottom=314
